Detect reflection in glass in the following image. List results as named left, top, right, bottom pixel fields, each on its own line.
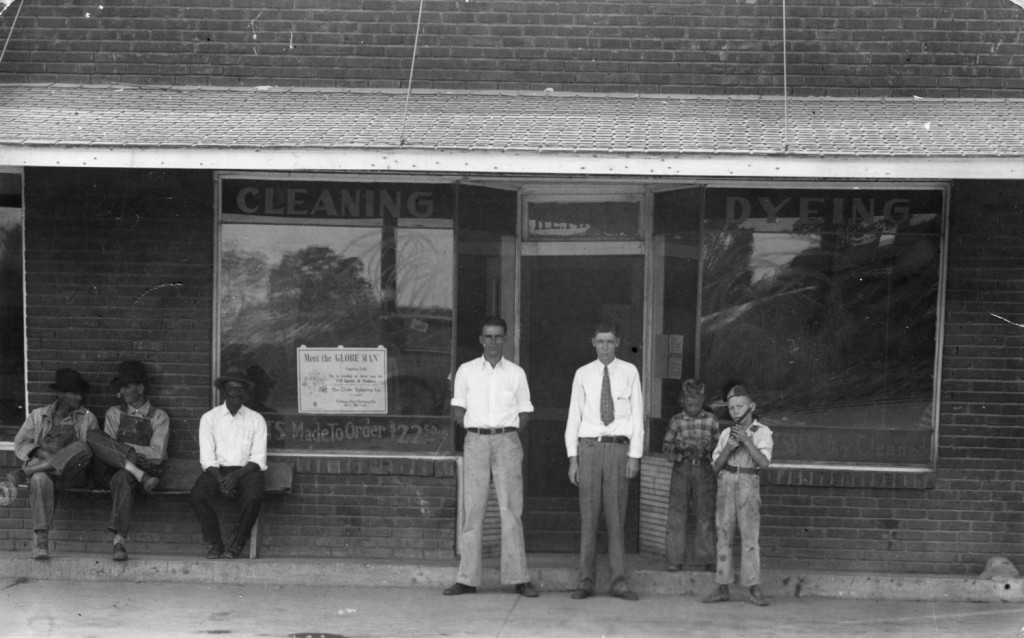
left=527, top=201, right=640, bottom=240
left=700, top=189, right=942, bottom=463
left=0, top=206, right=24, bottom=428
left=220, top=224, right=453, bottom=418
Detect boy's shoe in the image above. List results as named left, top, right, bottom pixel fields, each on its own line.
left=702, top=584, right=730, bottom=603
left=112, top=542, right=128, bottom=561
left=515, top=582, right=539, bottom=597
left=32, top=531, right=49, bottom=560
left=748, top=585, right=768, bottom=606
left=666, top=564, right=682, bottom=572
left=611, top=588, right=639, bottom=601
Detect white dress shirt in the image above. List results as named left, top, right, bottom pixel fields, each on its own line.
left=451, top=356, right=534, bottom=429
left=198, top=403, right=268, bottom=471
left=565, top=357, right=644, bottom=459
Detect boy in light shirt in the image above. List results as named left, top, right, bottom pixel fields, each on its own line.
left=702, top=384, right=773, bottom=606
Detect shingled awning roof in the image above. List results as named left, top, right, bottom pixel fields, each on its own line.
left=1, top=84, right=1022, bottom=179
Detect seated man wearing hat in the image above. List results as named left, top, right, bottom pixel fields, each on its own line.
left=86, top=360, right=170, bottom=561
left=189, top=367, right=268, bottom=559
left=6, top=368, right=98, bottom=559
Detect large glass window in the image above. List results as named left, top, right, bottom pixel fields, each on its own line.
left=700, top=186, right=944, bottom=466
left=218, top=177, right=455, bottom=453
left=0, top=171, right=24, bottom=438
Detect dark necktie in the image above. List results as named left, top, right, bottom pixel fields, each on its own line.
left=600, top=365, right=614, bottom=425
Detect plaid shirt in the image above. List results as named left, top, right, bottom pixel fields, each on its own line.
left=662, top=408, right=718, bottom=463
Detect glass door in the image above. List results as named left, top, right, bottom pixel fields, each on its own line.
left=519, top=253, right=645, bottom=552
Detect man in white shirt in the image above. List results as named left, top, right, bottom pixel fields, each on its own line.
left=443, top=316, right=537, bottom=598
left=565, top=320, right=644, bottom=601
left=189, top=367, right=268, bottom=559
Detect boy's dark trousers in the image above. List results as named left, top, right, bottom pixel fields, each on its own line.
left=665, top=457, right=716, bottom=566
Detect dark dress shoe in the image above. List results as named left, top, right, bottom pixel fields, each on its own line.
left=206, top=543, right=225, bottom=559
left=224, top=540, right=245, bottom=559
left=515, top=582, right=539, bottom=598
left=112, top=542, right=128, bottom=562
left=611, top=589, right=639, bottom=601
left=570, top=588, right=591, bottom=600
left=443, top=582, right=477, bottom=596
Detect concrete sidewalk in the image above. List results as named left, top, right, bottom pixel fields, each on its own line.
left=3, top=579, right=1024, bottom=638
left=1, top=550, right=1021, bottom=604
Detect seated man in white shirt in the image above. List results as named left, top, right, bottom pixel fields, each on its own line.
left=189, top=367, right=268, bottom=559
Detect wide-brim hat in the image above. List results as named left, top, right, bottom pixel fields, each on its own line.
left=111, top=360, right=148, bottom=387
left=214, top=367, right=255, bottom=391
left=50, top=368, right=90, bottom=394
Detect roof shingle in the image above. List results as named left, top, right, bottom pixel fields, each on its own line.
left=1, top=84, right=1022, bottom=158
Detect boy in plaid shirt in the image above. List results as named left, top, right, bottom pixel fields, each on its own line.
left=661, top=378, right=718, bottom=572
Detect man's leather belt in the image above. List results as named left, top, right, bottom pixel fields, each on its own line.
left=581, top=435, right=630, bottom=444
left=723, top=464, right=759, bottom=475
left=465, top=427, right=517, bottom=435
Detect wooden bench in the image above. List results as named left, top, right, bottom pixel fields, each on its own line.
left=19, top=458, right=294, bottom=559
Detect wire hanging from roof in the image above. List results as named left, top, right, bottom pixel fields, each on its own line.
left=399, top=0, right=427, bottom=146
left=0, top=0, right=26, bottom=69
left=782, top=0, right=789, bottom=152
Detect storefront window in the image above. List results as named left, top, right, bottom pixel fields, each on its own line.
left=0, top=171, right=24, bottom=437
left=218, top=177, right=455, bottom=453
left=701, top=187, right=944, bottom=466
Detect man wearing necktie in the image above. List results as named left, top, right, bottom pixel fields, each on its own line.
left=564, top=320, right=644, bottom=601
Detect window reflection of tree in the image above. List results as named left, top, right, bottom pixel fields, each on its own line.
left=220, top=229, right=452, bottom=418
left=701, top=214, right=939, bottom=423
left=0, top=219, right=24, bottom=426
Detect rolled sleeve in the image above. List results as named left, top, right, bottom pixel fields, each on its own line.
left=513, top=367, right=534, bottom=414
left=564, top=370, right=584, bottom=458
left=249, top=414, right=269, bottom=471
left=627, top=372, right=644, bottom=458
left=13, top=412, right=42, bottom=462
left=449, top=364, right=469, bottom=410
left=198, top=412, right=216, bottom=470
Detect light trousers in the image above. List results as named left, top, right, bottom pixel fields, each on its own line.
left=27, top=440, right=93, bottom=531
left=457, top=431, right=529, bottom=587
left=576, top=439, right=631, bottom=593
left=713, top=471, right=762, bottom=587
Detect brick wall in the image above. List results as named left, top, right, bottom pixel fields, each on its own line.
left=23, top=166, right=214, bottom=458
left=4, top=167, right=1024, bottom=570
left=0, top=450, right=457, bottom=559
left=1, top=167, right=459, bottom=558
left=639, top=179, right=1024, bottom=576
left=0, top=0, right=1021, bottom=97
